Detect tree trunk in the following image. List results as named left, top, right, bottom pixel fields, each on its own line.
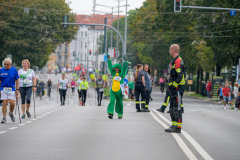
left=196, top=68, right=200, bottom=94
left=216, top=62, right=222, bottom=76
left=200, top=68, right=203, bottom=94
left=206, top=72, right=209, bottom=82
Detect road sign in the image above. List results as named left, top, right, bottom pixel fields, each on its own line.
left=124, top=78, right=128, bottom=85
left=187, top=80, right=193, bottom=85
left=163, top=69, right=168, bottom=74
left=230, top=10, right=236, bottom=16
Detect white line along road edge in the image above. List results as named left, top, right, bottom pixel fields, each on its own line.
left=149, top=112, right=197, bottom=160
left=150, top=108, right=214, bottom=160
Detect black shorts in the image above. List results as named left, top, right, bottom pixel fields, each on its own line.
left=220, top=96, right=223, bottom=101
left=78, top=90, right=82, bottom=98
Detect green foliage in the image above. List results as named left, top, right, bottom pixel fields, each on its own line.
left=0, top=0, right=78, bottom=68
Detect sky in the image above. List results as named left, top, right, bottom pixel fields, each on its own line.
left=67, top=0, right=146, bottom=15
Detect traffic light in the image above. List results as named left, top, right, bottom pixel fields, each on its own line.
left=63, top=15, right=68, bottom=28
left=89, top=50, right=91, bottom=55
left=174, top=0, right=182, bottom=12
left=232, top=66, right=236, bottom=76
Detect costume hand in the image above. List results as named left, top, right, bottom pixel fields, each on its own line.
left=106, top=53, right=110, bottom=59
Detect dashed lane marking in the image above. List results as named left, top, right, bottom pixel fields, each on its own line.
left=26, top=121, right=32, bottom=123
left=0, top=131, right=7, bottom=134
left=19, top=124, right=25, bottom=126
left=9, top=127, right=18, bottom=130
left=151, top=108, right=214, bottom=160
left=149, top=112, right=197, bottom=160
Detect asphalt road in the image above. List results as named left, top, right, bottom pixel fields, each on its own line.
left=0, top=80, right=240, bottom=160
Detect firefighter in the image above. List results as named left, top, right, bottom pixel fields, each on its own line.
left=165, top=44, right=184, bottom=133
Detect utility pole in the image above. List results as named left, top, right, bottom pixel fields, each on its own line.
left=87, top=32, right=89, bottom=80
left=124, top=0, right=127, bottom=62
left=111, top=7, right=113, bottom=48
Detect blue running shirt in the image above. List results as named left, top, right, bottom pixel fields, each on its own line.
left=0, top=67, right=19, bottom=91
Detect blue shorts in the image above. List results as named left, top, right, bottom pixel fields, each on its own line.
left=223, top=96, right=231, bottom=102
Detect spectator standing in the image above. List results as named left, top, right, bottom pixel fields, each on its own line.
left=234, top=82, right=239, bottom=109
left=219, top=84, right=224, bottom=105
left=206, top=80, right=212, bottom=98
left=159, top=76, right=165, bottom=93
left=154, top=75, right=157, bottom=87
left=228, top=82, right=233, bottom=100
left=201, top=81, right=206, bottom=97
left=222, top=83, right=233, bottom=109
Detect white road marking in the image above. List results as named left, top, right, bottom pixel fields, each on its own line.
left=19, top=124, right=25, bottom=126
left=26, top=121, right=32, bottom=123
left=32, top=118, right=37, bottom=121
left=191, top=110, right=198, bottom=112
left=37, top=116, right=43, bottom=119
left=42, top=114, right=47, bottom=116
left=0, top=131, right=7, bottom=134
left=149, top=112, right=197, bottom=160
left=9, top=127, right=18, bottom=130
left=151, top=108, right=214, bottom=160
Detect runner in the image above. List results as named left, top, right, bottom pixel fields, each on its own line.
left=0, top=58, right=19, bottom=123
left=79, top=77, right=89, bottom=106
left=95, top=75, right=105, bottom=106
left=76, top=75, right=83, bottom=106
left=47, top=79, right=52, bottom=97
left=57, top=74, right=69, bottom=105
left=18, top=59, right=36, bottom=118
left=71, top=79, right=76, bottom=95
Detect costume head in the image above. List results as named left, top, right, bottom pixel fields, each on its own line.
left=112, top=63, right=122, bottom=73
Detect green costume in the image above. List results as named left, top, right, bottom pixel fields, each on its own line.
left=107, top=58, right=128, bottom=117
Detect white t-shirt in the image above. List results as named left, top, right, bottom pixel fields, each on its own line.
left=18, top=69, right=35, bottom=87
left=77, top=79, right=82, bottom=90
left=58, top=78, right=69, bottom=90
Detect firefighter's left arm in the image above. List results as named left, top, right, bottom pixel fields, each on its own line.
left=172, top=59, right=183, bottom=88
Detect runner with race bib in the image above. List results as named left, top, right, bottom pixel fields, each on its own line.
left=95, top=75, right=105, bottom=106
left=76, top=75, right=83, bottom=106
left=57, top=74, right=69, bottom=105
left=79, top=77, right=89, bottom=106
left=18, top=59, right=36, bottom=119
left=0, top=58, right=19, bottom=123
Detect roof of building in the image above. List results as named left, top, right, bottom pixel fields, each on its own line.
left=76, top=14, right=125, bottom=29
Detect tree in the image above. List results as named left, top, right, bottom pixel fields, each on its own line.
left=0, top=0, right=78, bottom=68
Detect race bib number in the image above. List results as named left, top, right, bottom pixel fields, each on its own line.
left=24, top=79, right=32, bottom=84
left=3, top=87, right=12, bottom=92
left=72, top=85, right=74, bottom=88
left=99, top=88, right=104, bottom=92
left=114, top=76, right=122, bottom=82
left=120, top=84, right=125, bottom=95
left=81, top=85, right=85, bottom=88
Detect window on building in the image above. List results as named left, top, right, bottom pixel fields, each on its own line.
left=81, top=31, right=83, bottom=37
left=85, top=31, right=87, bottom=37
left=81, top=42, right=83, bottom=49
left=85, top=42, right=87, bottom=49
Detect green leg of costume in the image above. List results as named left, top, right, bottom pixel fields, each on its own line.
left=107, top=89, right=123, bottom=116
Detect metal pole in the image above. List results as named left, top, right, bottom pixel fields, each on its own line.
left=181, top=6, right=240, bottom=11
left=117, top=0, right=120, bottom=61
left=124, top=0, right=127, bottom=63
left=111, top=7, right=113, bottom=48
left=87, top=33, right=89, bottom=80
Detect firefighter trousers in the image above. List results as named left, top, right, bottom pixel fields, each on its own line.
left=169, top=88, right=182, bottom=128
left=135, top=82, right=146, bottom=110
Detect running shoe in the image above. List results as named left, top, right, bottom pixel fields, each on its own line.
left=79, top=102, right=81, bottom=106
left=26, top=110, right=31, bottom=118
left=9, top=112, right=15, bottom=122
left=1, top=117, right=6, bottom=123
left=22, top=114, right=26, bottom=119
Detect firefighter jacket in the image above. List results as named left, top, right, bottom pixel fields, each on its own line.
left=169, top=55, right=185, bottom=88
